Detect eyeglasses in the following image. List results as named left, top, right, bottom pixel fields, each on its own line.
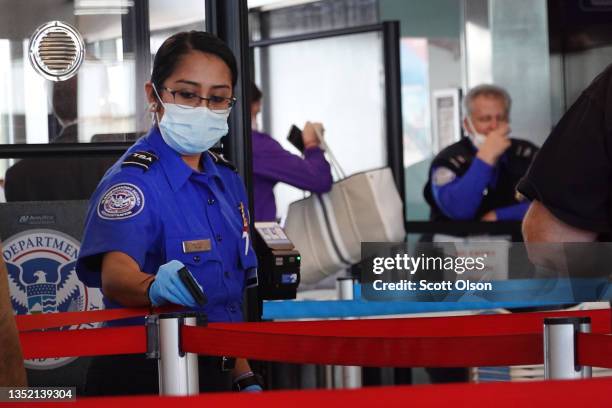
left=161, top=86, right=236, bottom=114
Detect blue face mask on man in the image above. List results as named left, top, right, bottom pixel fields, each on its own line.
left=153, top=86, right=230, bottom=155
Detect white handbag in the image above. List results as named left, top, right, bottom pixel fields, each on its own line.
left=284, top=136, right=406, bottom=284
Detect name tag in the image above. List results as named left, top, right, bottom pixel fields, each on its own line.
left=182, top=239, right=211, bottom=253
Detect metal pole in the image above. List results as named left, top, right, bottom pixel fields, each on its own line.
left=205, top=0, right=252, bottom=185
left=206, top=0, right=260, bottom=326
left=325, top=365, right=334, bottom=389
left=121, top=0, right=151, bottom=133
left=544, top=317, right=592, bottom=380
left=338, top=276, right=354, bottom=300
left=337, top=276, right=362, bottom=389
left=249, top=23, right=384, bottom=47
left=381, top=21, right=405, bottom=213
left=158, top=312, right=201, bottom=395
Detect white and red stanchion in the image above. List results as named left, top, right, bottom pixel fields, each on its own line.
left=543, top=317, right=592, bottom=380
left=146, top=312, right=204, bottom=396
left=334, top=276, right=362, bottom=389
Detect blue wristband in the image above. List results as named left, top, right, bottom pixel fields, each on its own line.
left=241, top=384, right=263, bottom=392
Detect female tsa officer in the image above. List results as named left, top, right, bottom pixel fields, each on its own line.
left=76, top=31, right=261, bottom=395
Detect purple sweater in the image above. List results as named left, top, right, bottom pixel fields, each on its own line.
left=252, top=130, right=333, bottom=221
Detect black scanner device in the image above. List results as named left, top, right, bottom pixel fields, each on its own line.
left=178, top=266, right=207, bottom=306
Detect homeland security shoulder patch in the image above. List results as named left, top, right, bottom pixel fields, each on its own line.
left=97, top=183, right=145, bottom=220
left=432, top=167, right=457, bottom=186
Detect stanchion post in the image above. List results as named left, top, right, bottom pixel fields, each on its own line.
left=544, top=317, right=592, bottom=380
left=152, top=312, right=205, bottom=395
left=325, top=365, right=334, bottom=389
left=338, top=276, right=362, bottom=389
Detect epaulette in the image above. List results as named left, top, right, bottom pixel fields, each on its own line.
left=432, top=138, right=473, bottom=172
left=208, top=150, right=237, bottom=172
left=447, top=154, right=467, bottom=170
left=511, top=140, right=537, bottom=159
left=122, top=151, right=159, bottom=171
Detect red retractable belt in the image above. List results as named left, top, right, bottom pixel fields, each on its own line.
left=577, top=332, right=612, bottom=369
left=20, top=326, right=146, bottom=359
left=15, top=305, right=184, bottom=332
left=183, top=325, right=542, bottom=367
left=16, top=307, right=612, bottom=369
left=15, top=377, right=612, bottom=408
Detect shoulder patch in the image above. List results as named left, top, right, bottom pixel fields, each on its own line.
left=208, top=150, right=237, bottom=172
left=97, top=183, right=145, bottom=220
left=432, top=167, right=457, bottom=186
left=122, top=151, right=159, bottom=171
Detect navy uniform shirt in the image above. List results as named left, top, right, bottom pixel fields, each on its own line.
left=76, top=126, right=257, bottom=322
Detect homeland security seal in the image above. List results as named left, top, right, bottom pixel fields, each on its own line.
left=97, top=183, right=145, bottom=220
left=4, top=229, right=104, bottom=369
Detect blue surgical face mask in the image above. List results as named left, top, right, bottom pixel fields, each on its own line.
left=153, top=87, right=230, bottom=155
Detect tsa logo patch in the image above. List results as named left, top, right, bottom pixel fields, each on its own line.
left=97, top=183, right=145, bottom=220
left=4, top=230, right=104, bottom=370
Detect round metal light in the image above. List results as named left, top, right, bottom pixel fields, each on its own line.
left=28, top=21, right=85, bottom=82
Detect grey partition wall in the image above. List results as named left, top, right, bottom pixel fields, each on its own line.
left=462, top=0, right=552, bottom=147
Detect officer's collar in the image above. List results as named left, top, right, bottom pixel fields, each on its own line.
left=146, top=127, right=222, bottom=192
left=202, top=149, right=223, bottom=183
left=461, top=136, right=478, bottom=152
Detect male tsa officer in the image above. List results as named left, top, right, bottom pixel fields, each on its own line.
left=424, top=84, right=538, bottom=223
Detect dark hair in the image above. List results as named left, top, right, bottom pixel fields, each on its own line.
left=250, top=81, right=262, bottom=103
left=151, top=31, right=238, bottom=91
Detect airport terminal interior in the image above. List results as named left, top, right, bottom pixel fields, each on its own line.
left=1, top=0, right=612, bottom=405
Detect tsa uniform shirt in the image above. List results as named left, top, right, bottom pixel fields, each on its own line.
left=76, top=127, right=257, bottom=322
left=424, top=137, right=537, bottom=222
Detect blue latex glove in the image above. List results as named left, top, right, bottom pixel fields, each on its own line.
left=148, top=260, right=202, bottom=307
left=241, top=384, right=263, bottom=392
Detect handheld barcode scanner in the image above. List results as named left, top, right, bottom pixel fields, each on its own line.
left=178, top=267, right=207, bottom=306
